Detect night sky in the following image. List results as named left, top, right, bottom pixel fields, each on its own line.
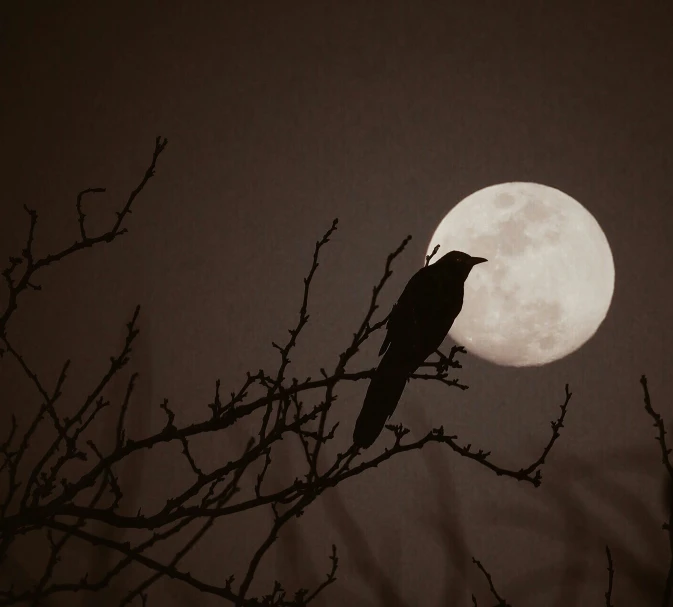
left=2, top=2, right=673, bottom=605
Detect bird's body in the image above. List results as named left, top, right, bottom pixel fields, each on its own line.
left=353, top=251, right=486, bottom=448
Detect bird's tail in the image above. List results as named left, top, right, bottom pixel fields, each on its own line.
left=353, top=357, right=410, bottom=449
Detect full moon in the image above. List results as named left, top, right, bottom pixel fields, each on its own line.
left=427, top=182, right=615, bottom=366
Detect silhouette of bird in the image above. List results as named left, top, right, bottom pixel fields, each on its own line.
left=353, top=250, right=487, bottom=448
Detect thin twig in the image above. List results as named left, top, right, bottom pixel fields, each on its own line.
left=472, top=556, right=510, bottom=606
left=640, top=375, right=673, bottom=607
left=605, top=545, right=615, bottom=607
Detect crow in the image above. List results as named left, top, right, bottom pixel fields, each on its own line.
left=353, top=250, right=487, bottom=448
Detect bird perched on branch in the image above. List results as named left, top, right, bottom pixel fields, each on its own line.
left=353, top=250, right=487, bottom=448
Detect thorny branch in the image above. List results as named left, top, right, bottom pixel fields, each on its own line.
left=0, top=136, right=580, bottom=606
left=605, top=545, right=615, bottom=607
left=641, top=375, right=673, bottom=607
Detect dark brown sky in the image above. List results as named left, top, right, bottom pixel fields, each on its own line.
left=2, top=2, right=673, bottom=605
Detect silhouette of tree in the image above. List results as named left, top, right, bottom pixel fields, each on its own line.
left=0, top=138, right=669, bottom=606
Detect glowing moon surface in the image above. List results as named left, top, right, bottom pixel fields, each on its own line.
left=427, top=182, right=615, bottom=366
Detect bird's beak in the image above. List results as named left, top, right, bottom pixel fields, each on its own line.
left=469, top=257, right=487, bottom=265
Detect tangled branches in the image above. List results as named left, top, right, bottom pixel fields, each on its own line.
left=0, top=137, right=586, bottom=606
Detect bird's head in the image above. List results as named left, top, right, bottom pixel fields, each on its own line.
left=431, top=250, right=487, bottom=282
left=435, top=250, right=488, bottom=269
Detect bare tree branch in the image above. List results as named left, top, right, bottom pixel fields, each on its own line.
left=0, top=137, right=579, bottom=607
left=641, top=375, right=673, bottom=607
left=472, top=556, right=510, bottom=606
left=605, top=545, right=615, bottom=607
